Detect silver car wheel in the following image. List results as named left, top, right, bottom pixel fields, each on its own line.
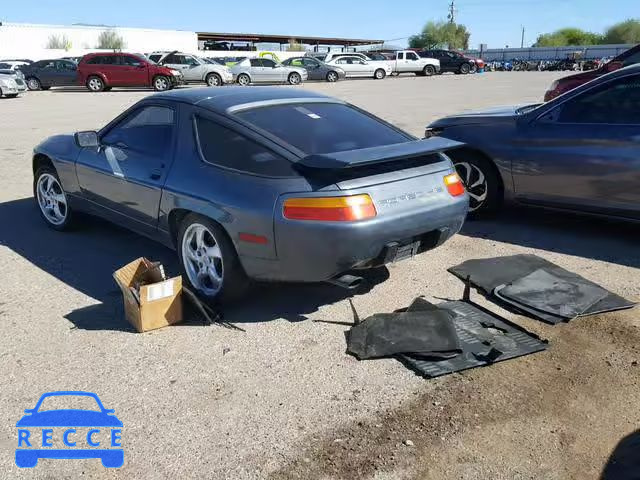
left=27, top=78, right=40, bottom=90
left=154, top=76, right=169, bottom=91
left=374, top=69, right=385, bottom=79
left=206, top=74, right=221, bottom=86
left=36, top=173, right=68, bottom=226
left=455, top=162, right=488, bottom=212
left=181, top=223, right=224, bottom=297
left=327, top=71, right=338, bottom=82
left=237, top=74, right=250, bottom=86
left=88, top=77, right=103, bottom=91
left=288, top=72, right=301, bottom=85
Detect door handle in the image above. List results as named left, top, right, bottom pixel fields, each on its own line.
left=150, top=169, right=162, bottom=180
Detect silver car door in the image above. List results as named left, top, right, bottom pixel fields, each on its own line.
left=182, top=55, right=202, bottom=81
left=260, top=58, right=281, bottom=81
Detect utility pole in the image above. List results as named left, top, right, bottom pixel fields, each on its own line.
left=521, top=26, right=525, bottom=48
left=448, top=0, right=456, bottom=24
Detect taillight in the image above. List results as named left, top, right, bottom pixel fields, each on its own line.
left=283, top=194, right=377, bottom=221
left=444, top=173, right=465, bottom=197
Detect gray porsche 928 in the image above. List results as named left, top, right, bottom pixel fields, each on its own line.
left=32, top=87, right=468, bottom=301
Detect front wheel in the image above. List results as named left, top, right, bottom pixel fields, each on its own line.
left=177, top=214, right=248, bottom=303
left=460, top=63, right=471, bottom=74
left=288, top=72, right=302, bottom=85
left=206, top=72, right=222, bottom=87
left=86, top=76, right=105, bottom=92
left=26, top=77, right=41, bottom=91
left=374, top=68, right=386, bottom=80
left=423, top=65, right=436, bottom=76
left=237, top=73, right=251, bottom=86
left=34, top=166, right=74, bottom=230
left=450, top=153, right=502, bottom=216
left=153, top=75, right=170, bottom=91
left=326, top=71, right=339, bottom=82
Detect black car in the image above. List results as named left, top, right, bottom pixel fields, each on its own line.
left=425, top=64, right=640, bottom=221
left=281, top=57, right=346, bottom=82
left=418, top=50, right=476, bottom=74
left=21, top=59, right=78, bottom=91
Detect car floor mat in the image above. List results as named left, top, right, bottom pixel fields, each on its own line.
left=346, top=298, right=462, bottom=360
left=496, top=268, right=609, bottom=320
left=397, top=300, right=548, bottom=378
left=448, top=254, right=636, bottom=320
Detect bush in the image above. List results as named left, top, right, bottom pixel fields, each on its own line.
left=46, top=34, right=72, bottom=50
left=96, top=30, right=126, bottom=50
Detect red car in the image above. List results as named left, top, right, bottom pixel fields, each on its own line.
left=544, top=43, right=640, bottom=101
left=77, top=52, right=182, bottom=92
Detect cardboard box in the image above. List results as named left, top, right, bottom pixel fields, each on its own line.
left=113, top=257, right=183, bottom=333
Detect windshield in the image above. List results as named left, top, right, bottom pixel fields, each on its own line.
left=515, top=104, right=542, bottom=114
left=235, top=103, right=411, bottom=155
left=37, top=395, right=102, bottom=412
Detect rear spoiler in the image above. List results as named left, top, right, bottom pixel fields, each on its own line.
left=297, top=138, right=465, bottom=170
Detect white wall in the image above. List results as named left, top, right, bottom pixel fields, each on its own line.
left=0, top=22, right=198, bottom=60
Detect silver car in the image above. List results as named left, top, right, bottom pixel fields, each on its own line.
left=325, top=56, right=392, bottom=79
left=230, top=58, right=308, bottom=86
left=149, top=51, right=233, bottom=87
left=0, top=68, right=27, bottom=93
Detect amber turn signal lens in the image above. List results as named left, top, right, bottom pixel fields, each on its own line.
left=283, top=194, right=377, bottom=221
left=444, top=173, right=465, bottom=197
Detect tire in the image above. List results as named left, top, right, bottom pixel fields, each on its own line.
left=374, top=68, right=386, bottom=80
left=153, top=75, right=170, bottom=91
left=288, top=72, right=302, bottom=85
left=449, top=151, right=502, bottom=217
left=103, top=86, right=112, bottom=92
left=459, top=63, right=471, bottom=74
left=86, top=75, right=105, bottom=92
left=237, top=73, right=251, bottom=86
left=326, top=71, right=339, bottom=82
left=423, top=65, right=436, bottom=76
left=33, top=165, right=74, bottom=230
left=41, top=86, right=51, bottom=91
left=177, top=214, right=249, bottom=303
left=26, top=77, right=41, bottom=91
left=205, top=72, right=222, bottom=87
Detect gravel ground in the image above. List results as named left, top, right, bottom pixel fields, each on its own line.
left=0, top=72, right=638, bottom=480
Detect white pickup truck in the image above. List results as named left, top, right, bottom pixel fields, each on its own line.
left=318, top=50, right=440, bottom=76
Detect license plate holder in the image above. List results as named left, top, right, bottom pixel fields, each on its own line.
left=392, top=241, right=421, bottom=262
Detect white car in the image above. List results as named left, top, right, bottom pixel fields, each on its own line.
left=230, top=58, right=308, bottom=85
left=148, top=51, right=233, bottom=86
left=0, top=74, right=20, bottom=98
left=325, top=55, right=392, bottom=79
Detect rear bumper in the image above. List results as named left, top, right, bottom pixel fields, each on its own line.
left=242, top=195, right=468, bottom=282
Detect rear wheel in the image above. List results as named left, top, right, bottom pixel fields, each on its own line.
left=153, top=75, right=170, bottom=91
left=449, top=152, right=502, bottom=216
left=177, top=214, right=248, bottom=303
left=26, top=77, right=41, bottom=90
left=423, top=65, right=436, bottom=76
left=326, top=71, right=339, bottom=82
left=206, top=72, right=222, bottom=87
left=374, top=68, right=386, bottom=80
left=86, top=76, right=105, bottom=92
left=288, top=72, right=302, bottom=85
left=237, top=73, right=251, bottom=86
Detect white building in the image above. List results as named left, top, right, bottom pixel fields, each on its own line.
left=0, top=22, right=198, bottom=60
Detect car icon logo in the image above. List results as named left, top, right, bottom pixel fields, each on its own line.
left=16, top=391, right=123, bottom=468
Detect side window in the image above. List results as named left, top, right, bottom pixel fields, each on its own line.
left=102, top=106, right=175, bottom=156
left=85, top=57, right=100, bottom=65
left=303, top=58, right=318, bottom=67
left=398, top=52, right=404, bottom=60
left=121, top=55, right=143, bottom=66
left=42, top=61, right=56, bottom=69
left=407, top=52, right=418, bottom=61
left=558, top=75, right=640, bottom=125
left=184, top=56, right=199, bottom=65
left=164, top=54, right=180, bottom=64
left=195, top=116, right=295, bottom=177
left=261, top=59, right=276, bottom=68
left=148, top=54, right=161, bottom=63
left=102, top=56, right=117, bottom=65
left=621, top=50, right=640, bottom=67
left=249, top=58, right=261, bottom=67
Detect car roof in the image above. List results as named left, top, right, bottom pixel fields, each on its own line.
left=153, top=86, right=338, bottom=114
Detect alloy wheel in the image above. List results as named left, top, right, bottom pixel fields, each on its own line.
left=88, top=77, right=103, bottom=91
left=27, top=78, right=40, bottom=90
left=327, top=71, right=338, bottom=82
left=207, top=74, right=220, bottom=86
left=154, top=77, right=169, bottom=91
left=238, top=74, right=250, bottom=86
left=36, top=173, right=68, bottom=225
left=454, top=162, right=488, bottom=212
left=289, top=73, right=301, bottom=85
left=181, top=223, right=224, bottom=297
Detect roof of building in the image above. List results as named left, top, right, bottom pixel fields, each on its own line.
left=197, top=32, right=383, bottom=47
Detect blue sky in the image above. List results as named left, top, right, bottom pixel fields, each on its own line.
left=2, top=0, right=637, bottom=48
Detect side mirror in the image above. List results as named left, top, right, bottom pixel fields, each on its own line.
left=606, top=61, right=623, bottom=72
left=75, top=131, right=99, bottom=148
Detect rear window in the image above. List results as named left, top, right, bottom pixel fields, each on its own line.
left=235, top=103, right=410, bottom=155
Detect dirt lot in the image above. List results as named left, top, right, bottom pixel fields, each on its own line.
left=0, top=72, right=639, bottom=480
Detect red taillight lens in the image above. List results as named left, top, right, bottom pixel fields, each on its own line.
left=444, top=173, right=465, bottom=197
left=283, top=195, right=377, bottom=221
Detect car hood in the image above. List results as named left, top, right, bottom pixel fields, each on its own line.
left=428, top=105, right=524, bottom=128
left=16, top=410, right=123, bottom=427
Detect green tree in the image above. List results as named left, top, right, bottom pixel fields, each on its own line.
left=603, top=19, right=640, bottom=44
left=409, top=21, right=470, bottom=50
left=534, top=28, right=603, bottom=47
left=46, top=34, right=72, bottom=50
left=96, top=30, right=126, bottom=49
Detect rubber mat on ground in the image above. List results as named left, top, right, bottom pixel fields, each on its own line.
left=397, top=300, right=547, bottom=378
